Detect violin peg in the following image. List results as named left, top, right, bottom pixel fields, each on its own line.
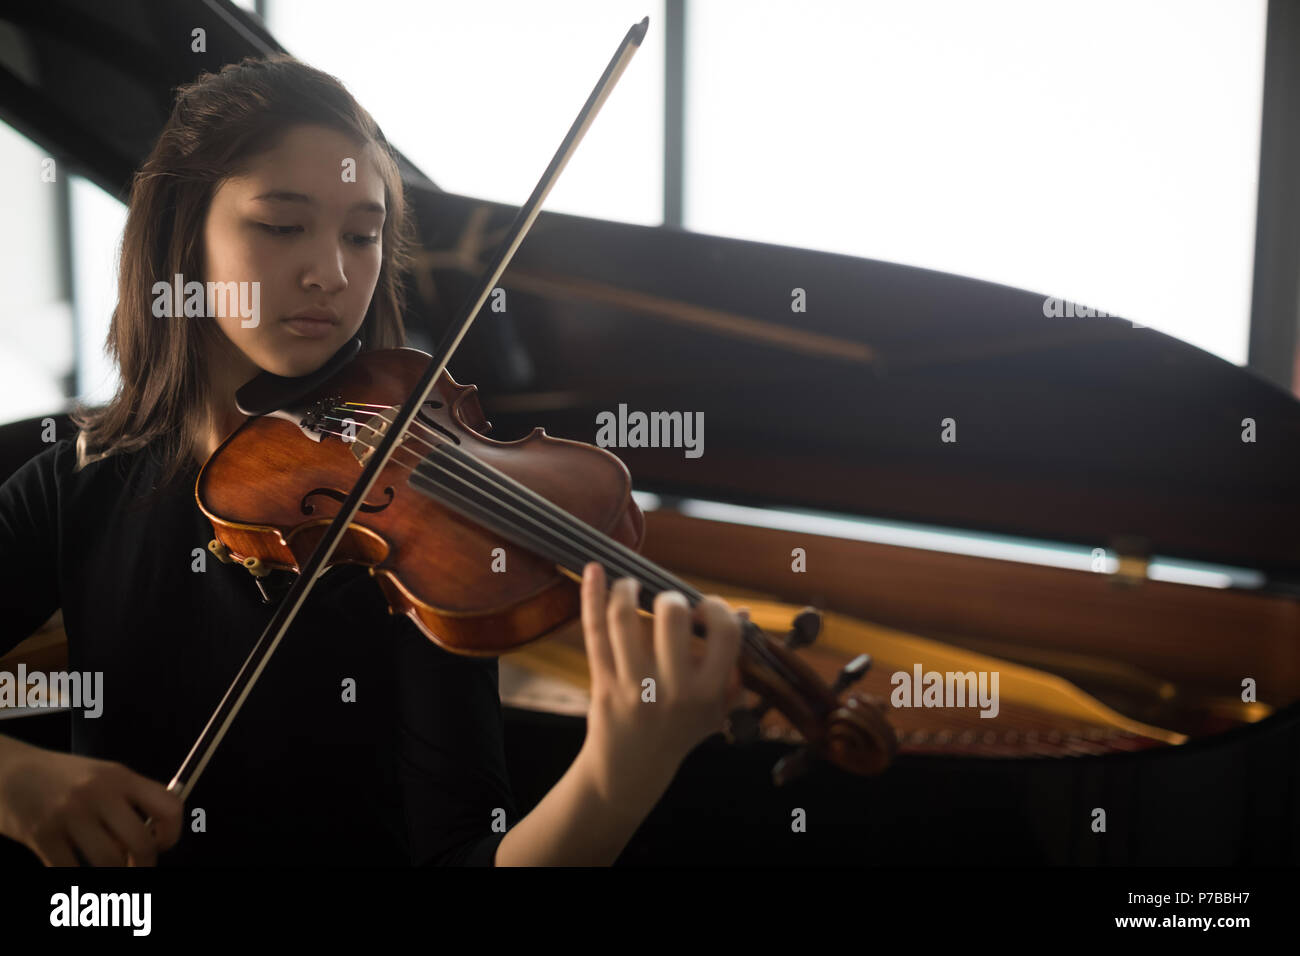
left=831, top=653, right=873, bottom=695
left=784, top=607, right=822, bottom=650
left=771, top=746, right=815, bottom=786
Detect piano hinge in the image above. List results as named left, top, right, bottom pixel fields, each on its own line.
left=1109, top=536, right=1149, bottom=588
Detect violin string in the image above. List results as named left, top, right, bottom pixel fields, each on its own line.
left=322, top=412, right=784, bottom=682
left=346, top=407, right=814, bottom=699
left=326, top=410, right=724, bottom=612
left=389, top=425, right=802, bottom=691
left=317, top=407, right=804, bottom=691
left=324, top=415, right=686, bottom=603
left=323, top=406, right=693, bottom=600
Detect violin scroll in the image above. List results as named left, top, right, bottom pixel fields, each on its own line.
left=726, top=613, right=897, bottom=784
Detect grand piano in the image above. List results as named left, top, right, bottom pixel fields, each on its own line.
left=0, top=0, right=1296, bottom=865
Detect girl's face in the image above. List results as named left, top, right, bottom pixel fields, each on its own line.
left=203, top=123, right=387, bottom=379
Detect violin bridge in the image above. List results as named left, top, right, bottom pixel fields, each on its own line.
left=349, top=408, right=397, bottom=467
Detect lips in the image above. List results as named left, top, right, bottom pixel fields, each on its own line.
left=282, top=309, right=341, bottom=339
left=285, top=308, right=339, bottom=324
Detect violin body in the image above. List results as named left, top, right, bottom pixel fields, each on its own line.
left=197, top=348, right=645, bottom=655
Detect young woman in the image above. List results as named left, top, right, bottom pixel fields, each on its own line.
left=0, top=54, right=744, bottom=866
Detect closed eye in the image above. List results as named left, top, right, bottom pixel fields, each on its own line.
left=257, top=223, right=302, bottom=236
left=258, top=223, right=376, bottom=246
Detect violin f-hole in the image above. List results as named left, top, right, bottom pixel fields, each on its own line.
left=301, top=485, right=395, bottom=515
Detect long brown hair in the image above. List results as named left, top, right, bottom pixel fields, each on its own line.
left=73, top=54, right=415, bottom=485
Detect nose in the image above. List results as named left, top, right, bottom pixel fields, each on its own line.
left=299, top=233, right=349, bottom=295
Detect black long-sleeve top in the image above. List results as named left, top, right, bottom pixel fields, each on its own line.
left=0, top=436, right=517, bottom=865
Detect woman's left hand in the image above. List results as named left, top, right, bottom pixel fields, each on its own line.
left=577, top=562, right=746, bottom=811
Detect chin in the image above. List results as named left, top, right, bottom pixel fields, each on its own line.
left=259, top=345, right=335, bottom=379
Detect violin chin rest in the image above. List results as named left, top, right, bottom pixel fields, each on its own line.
left=235, top=336, right=362, bottom=416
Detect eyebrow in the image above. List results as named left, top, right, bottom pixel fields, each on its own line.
left=252, top=190, right=385, bottom=215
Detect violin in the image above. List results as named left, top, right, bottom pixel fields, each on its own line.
left=196, top=346, right=898, bottom=784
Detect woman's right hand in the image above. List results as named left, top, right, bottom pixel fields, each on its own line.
left=0, top=737, right=183, bottom=866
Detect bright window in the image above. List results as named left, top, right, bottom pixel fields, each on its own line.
left=684, top=0, right=1267, bottom=363
left=267, top=0, right=665, bottom=225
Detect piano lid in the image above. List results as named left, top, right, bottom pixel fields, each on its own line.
left=2, top=0, right=1297, bottom=580
left=409, top=192, right=1300, bottom=583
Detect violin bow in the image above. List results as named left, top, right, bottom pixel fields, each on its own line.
left=164, top=17, right=651, bottom=804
